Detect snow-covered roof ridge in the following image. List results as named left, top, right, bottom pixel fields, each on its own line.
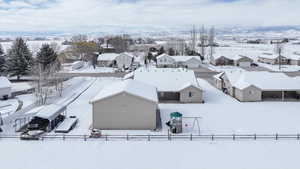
left=97, top=53, right=119, bottom=61
left=133, top=67, right=201, bottom=92
left=224, top=71, right=300, bottom=90
left=170, top=56, right=201, bottom=62
left=157, top=53, right=170, bottom=59
left=90, top=79, right=158, bottom=103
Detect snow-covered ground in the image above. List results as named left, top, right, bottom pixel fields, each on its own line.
left=0, top=140, right=300, bottom=169
left=35, top=77, right=300, bottom=136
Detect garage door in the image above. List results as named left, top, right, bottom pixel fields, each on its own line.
left=239, top=62, right=251, bottom=67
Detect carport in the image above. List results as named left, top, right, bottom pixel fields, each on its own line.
left=159, top=92, right=180, bottom=102
left=262, top=90, right=300, bottom=101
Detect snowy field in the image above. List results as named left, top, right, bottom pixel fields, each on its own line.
left=0, top=40, right=68, bottom=54
left=0, top=140, right=300, bottom=169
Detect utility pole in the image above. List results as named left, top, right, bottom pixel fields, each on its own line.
left=199, top=25, right=207, bottom=60
left=274, top=40, right=284, bottom=71
left=208, top=26, right=215, bottom=63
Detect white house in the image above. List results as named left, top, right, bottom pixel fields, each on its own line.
left=289, top=52, right=300, bottom=66
left=97, top=52, right=134, bottom=69
left=171, top=56, right=202, bottom=68
left=258, top=53, right=289, bottom=65
left=156, top=54, right=176, bottom=68
left=116, top=52, right=134, bottom=69
left=90, top=79, right=158, bottom=130
left=231, top=55, right=254, bottom=67
left=97, top=53, right=119, bottom=67
left=132, top=68, right=204, bottom=103
left=0, top=77, right=12, bottom=99
left=214, top=71, right=300, bottom=102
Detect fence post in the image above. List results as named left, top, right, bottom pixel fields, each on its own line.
left=211, top=134, right=214, bottom=141
left=233, top=134, right=235, bottom=141
left=168, top=129, right=170, bottom=141
left=84, top=135, right=87, bottom=141
left=63, top=134, right=65, bottom=141
left=126, top=134, right=129, bottom=141
left=148, top=134, right=150, bottom=141
left=275, top=133, right=278, bottom=140
left=190, top=134, right=193, bottom=141
left=297, top=134, right=300, bottom=140
left=254, top=134, right=257, bottom=140
left=105, top=134, right=108, bottom=141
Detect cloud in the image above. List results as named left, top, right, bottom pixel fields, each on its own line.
left=0, top=0, right=299, bottom=32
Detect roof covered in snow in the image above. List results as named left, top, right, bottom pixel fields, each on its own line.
left=35, top=104, right=67, bottom=121
left=0, top=76, right=12, bottom=89
left=258, top=53, right=285, bottom=59
left=97, top=53, right=119, bottom=61
left=90, top=79, right=158, bottom=103
left=133, top=68, right=201, bottom=92
left=223, top=71, right=300, bottom=91
left=171, top=56, right=201, bottom=62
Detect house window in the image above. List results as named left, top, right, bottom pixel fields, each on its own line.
left=189, top=92, right=193, bottom=98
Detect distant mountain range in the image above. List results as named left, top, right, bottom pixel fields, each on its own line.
left=1, top=25, right=300, bottom=38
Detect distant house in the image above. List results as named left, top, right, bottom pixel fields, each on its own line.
left=214, top=71, right=300, bottom=102
left=289, top=53, right=300, bottom=66
left=0, top=77, right=12, bottom=100
left=97, top=52, right=134, bottom=69
left=156, top=54, right=176, bottom=68
left=258, top=53, right=289, bottom=65
left=171, top=56, right=202, bottom=68
left=100, top=44, right=116, bottom=53
left=90, top=79, right=158, bottom=130
left=128, top=68, right=204, bottom=103
left=232, top=55, right=254, bottom=67
left=210, top=55, right=234, bottom=66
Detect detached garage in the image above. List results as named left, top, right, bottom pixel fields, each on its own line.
left=90, top=79, right=159, bottom=130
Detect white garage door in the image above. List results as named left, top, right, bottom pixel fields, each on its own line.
left=239, top=62, right=251, bottom=67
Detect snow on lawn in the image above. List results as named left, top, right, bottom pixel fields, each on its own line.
left=60, top=76, right=300, bottom=136
left=61, top=77, right=121, bottom=135
left=71, top=66, right=117, bottom=73
left=159, top=78, right=300, bottom=134
left=11, top=82, right=33, bottom=93
left=0, top=140, right=300, bottom=169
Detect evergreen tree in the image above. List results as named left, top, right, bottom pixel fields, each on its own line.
left=158, top=46, right=165, bottom=55
left=0, top=44, right=6, bottom=74
left=168, top=48, right=175, bottom=56
left=36, top=44, right=58, bottom=71
left=0, top=44, right=3, bottom=56
left=6, top=38, right=33, bottom=80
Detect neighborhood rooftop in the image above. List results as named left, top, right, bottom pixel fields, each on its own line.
left=90, top=79, right=158, bottom=103
left=133, top=68, right=201, bottom=92
left=222, top=71, right=300, bottom=91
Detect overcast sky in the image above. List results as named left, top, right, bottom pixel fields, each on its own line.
left=0, top=0, right=299, bottom=32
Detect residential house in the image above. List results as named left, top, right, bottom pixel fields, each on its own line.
left=171, top=56, right=202, bottom=68
left=129, top=68, right=204, bottom=103
left=258, top=53, right=289, bottom=65
left=214, top=71, right=300, bottom=102
left=156, top=54, right=176, bottom=68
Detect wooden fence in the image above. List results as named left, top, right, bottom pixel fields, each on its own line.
left=1, top=133, right=300, bottom=141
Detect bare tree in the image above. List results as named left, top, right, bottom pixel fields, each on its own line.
left=32, top=60, right=63, bottom=105
left=199, top=25, right=207, bottom=60
left=190, top=25, right=197, bottom=53
left=208, top=26, right=216, bottom=62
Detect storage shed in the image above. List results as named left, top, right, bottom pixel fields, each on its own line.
left=90, top=79, right=159, bottom=130
left=0, top=77, right=12, bottom=100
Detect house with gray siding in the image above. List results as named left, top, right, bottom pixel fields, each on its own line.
left=90, top=79, right=158, bottom=130
left=214, top=71, right=300, bottom=102
left=130, top=68, right=204, bottom=103
left=258, top=53, right=289, bottom=65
